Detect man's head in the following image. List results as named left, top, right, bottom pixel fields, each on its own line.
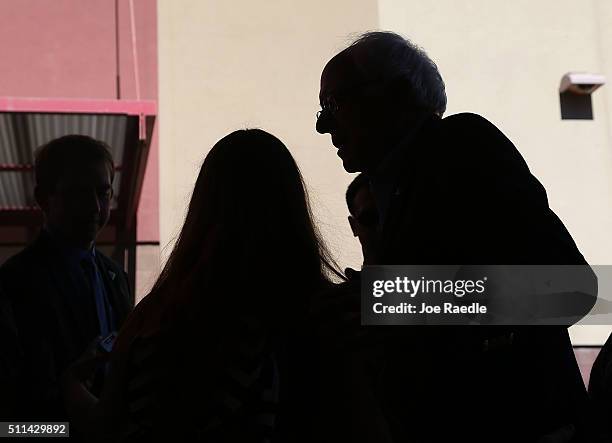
left=34, top=135, right=115, bottom=249
left=317, top=31, right=446, bottom=173
left=346, top=173, right=379, bottom=265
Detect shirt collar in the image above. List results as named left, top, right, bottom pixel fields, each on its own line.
left=43, top=226, right=96, bottom=263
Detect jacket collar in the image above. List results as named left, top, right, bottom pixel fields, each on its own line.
left=370, top=113, right=441, bottom=187
left=367, top=113, right=441, bottom=230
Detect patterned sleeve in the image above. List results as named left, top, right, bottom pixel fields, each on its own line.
left=121, top=315, right=280, bottom=443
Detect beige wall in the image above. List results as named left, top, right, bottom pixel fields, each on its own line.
left=135, top=245, right=161, bottom=303
left=379, top=0, right=612, bottom=344
left=158, top=0, right=378, bottom=278
left=158, top=0, right=612, bottom=344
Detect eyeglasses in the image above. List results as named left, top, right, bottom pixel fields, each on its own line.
left=60, top=184, right=114, bottom=201
left=316, top=80, right=387, bottom=127
left=316, top=96, right=339, bottom=122
left=316, top=80, right=383, bottom=124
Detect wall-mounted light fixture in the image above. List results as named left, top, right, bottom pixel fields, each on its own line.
left=559, top=72, right=605, bottom=120
left=560, top=72, right=605, bottom=95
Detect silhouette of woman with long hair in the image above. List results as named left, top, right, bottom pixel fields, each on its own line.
left=61, top=129, right=343, bottom=442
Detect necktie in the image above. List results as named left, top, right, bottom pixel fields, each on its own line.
left=81, top=255, right=113, bottom=337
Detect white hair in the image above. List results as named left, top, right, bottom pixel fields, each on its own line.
left=346, top=31, right=447, bottom=116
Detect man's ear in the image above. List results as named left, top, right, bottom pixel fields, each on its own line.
left=348, top=215, right=358, bottom=237
left=34, top=185, right=49, bottom=212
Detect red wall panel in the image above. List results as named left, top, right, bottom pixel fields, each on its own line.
left=0, top=0, right=158, bottom=242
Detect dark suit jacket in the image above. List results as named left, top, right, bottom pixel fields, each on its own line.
left=0, top=230, right=132, bottom=422
left=371, top=113, right=596, bottom=442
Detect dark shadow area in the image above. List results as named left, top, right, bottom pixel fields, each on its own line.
left=560, top=91, right=593, bottom=120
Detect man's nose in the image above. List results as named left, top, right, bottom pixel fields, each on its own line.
left=316, top=109, right=335, bottom=134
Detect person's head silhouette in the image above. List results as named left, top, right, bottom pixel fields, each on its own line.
left=316, top=31, right=447, bottom=173
left=34, top=135, right=115, bottom=250
left=141, top=128, right=342, bottom=335
left=346, top=173, right=378, bottom=266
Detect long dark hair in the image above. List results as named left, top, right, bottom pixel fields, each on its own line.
left=110, top=129, right=344, bottom=432
left=124, top=129, right=342, bottom=342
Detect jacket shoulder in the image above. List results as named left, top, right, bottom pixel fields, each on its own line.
left=0, top=239, right=46, bottom=281
left=438, top=112, right=506, bottom=137
left=433, top=112, right=528, bottom=170
left=0, top=238, right=54, bottom=306
left=441, top=112, right=491, bottom=124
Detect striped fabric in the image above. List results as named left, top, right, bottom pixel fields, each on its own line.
left=119, top=318, right=280, bottom=443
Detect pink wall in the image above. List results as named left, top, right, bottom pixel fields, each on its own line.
left=0, top=0, right=158, bottom=242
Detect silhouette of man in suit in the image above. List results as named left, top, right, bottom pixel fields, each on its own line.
left=0, top=135, right=132, bottom=422
left=316, top=31, right=596, bottom=442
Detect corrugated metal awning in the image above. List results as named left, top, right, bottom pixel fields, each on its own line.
left=0, top=97, right=156, bottom=229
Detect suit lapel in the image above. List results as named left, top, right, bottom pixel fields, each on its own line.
left=378, top=148, right=420, bottom=260
left=95, top=253, right=131, bottom=328
left=37, top=234, right=100, bottom=342
left=380, top=185, right=408, bottom=256
left=378, top=117, right=441, bottom=261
